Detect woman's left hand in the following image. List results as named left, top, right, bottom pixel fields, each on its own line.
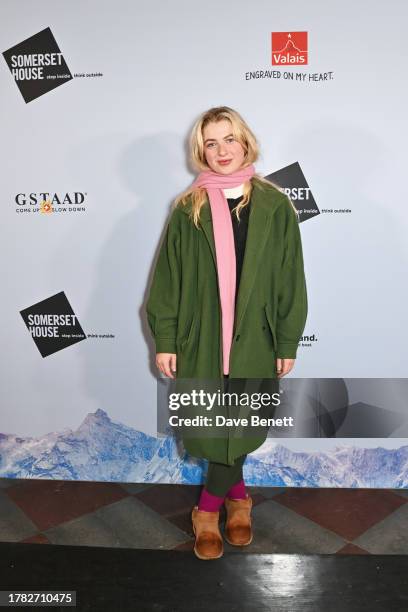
left=276, top=358, right=295, bottom=378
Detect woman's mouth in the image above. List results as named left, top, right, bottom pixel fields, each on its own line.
left=218, top=159, right=232, bottom=166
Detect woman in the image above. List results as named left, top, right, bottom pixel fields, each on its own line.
left=146, top=106, right=308, bottom=560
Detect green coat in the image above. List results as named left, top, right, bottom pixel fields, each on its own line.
left=146, top=178, right=308, bottom=464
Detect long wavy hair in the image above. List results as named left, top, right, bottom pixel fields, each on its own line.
left=174, top=106, right=293, bottom=228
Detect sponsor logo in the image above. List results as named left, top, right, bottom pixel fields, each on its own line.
left=2, top=27, right=73, bottom=103
left=14, top=191, right=87, bottom=214
left=272, top=32, right=308, bottom=66
left=20, top=291, right=86, bottom=357
left=299, top=334, right=318, bottom=348
left=264, top=162, right=319, bottom=222
left=245, top=31, right=333, bottom=83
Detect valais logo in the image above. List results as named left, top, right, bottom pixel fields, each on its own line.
left=271, top=32, right=308, bottom=66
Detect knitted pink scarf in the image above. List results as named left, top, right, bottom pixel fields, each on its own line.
left=191, top=164, right=255, bottom=374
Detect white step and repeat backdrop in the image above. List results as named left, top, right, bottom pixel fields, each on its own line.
left=1, top=0, right=407, bottom=487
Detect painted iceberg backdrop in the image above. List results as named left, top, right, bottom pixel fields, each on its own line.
left=1, top=409, right=408, bottom=488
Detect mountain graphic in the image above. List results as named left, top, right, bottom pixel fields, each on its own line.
left=275, top=39, right=306, bottom=55
left=0, top=409, right=205, bottom=484
left=1, top=409, right=408, bottom=488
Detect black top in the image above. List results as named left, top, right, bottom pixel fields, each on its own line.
left=226, top=195, right=251, bottom=303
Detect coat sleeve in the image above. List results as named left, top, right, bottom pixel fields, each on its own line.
left=276, top=199, right=308, bottom=359
left=146, top=208, right=182, bottom=354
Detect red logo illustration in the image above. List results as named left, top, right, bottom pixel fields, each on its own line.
left=271, top=32, right=308, bottom=66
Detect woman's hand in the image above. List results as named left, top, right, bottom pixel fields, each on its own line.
left=276, top=358, right=295, bottom=378
left=156, top=353, right=177, bottom=378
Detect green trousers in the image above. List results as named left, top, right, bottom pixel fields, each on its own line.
left=204, top=375, right=247, bottom=497
left=205, top=453, right=247, bottom=497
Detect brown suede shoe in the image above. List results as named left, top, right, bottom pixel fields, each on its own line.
left=224, top=494, right=253, bottom=546
left=191, top=507, right=224, bottom=560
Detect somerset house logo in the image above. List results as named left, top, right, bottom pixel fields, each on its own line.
left=265, top=162, right=319, bottom=223
left=20, top=291, right=86, bottom=357
left=2, top=27, right=72, bottom=103
left=271, top=32, right=308, bottom=66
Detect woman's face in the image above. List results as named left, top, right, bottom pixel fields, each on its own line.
left=202, top=119, right=246, bottom=174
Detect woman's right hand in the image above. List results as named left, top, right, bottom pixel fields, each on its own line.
left=156, top=353, right=177, bottom=378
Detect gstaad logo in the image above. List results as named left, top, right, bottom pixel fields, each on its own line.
left=2, top=27, right=73, bottom=103
left=14, top=191, right=87, bottom=214
left=271, top=32, right=308, bottom=66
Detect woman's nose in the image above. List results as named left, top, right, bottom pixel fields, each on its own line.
left=218, top=143, right=227, bottom=155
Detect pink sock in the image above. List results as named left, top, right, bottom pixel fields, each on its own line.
left=226, top=479, right=247, bottom=500
left=198, top=488, right=225, bottom=512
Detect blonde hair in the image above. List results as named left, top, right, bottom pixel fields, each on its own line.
left=174, top=106, right=295, bottom=227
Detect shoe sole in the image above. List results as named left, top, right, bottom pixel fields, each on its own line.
left=193, top=545, right=224, bottom=560
left=192, top=522, right=224, bottom=560
left=224, top=532, right=253, bottom=547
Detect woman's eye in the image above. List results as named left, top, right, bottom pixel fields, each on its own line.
left=206, top=138, right=234, bottom=148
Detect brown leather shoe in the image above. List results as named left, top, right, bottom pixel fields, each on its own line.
left=191, top=507, right=223, bottom=560
left=224, top=494, right=253, bottom=546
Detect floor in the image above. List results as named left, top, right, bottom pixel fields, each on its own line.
left=1, top=478, right=408, bottom=555
left=2, top=542, right=408, bottom=611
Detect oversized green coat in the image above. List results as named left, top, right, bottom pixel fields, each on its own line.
left=146, top=178, right=308, bottom=465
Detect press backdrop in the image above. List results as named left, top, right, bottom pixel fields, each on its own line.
left=1, top=0, right=407, bottom=487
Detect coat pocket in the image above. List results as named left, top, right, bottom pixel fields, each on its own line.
left=180, top=314, right=198, bottom=353
left=264, top=304, right=277, bottom=352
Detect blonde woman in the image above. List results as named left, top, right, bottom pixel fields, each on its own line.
left=146, top=106, right=308, bottom=560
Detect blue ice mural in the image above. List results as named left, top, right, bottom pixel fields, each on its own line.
left=1, top=409, right=408, bottom=488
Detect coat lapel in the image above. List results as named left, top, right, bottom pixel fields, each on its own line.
left=234, top=185, right=271, bottom=334
left=198, top=181, right=273, bottom=334
left=198, top=204, right=216, bottom=268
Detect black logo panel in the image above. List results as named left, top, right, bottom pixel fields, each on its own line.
left=265, top=162, right=319, bottom=222
left=20, top=291, right=86, bottom=357
left=2, top=27, right=73, bottom=103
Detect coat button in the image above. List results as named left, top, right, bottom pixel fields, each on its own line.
left=235, top=334, right=240, bottom=341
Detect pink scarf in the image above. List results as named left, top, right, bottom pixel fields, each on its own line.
left=191, top=164, right=256, bottom=374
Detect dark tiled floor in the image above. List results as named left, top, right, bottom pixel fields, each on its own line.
left=1, top=478, right=408, bottom=554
